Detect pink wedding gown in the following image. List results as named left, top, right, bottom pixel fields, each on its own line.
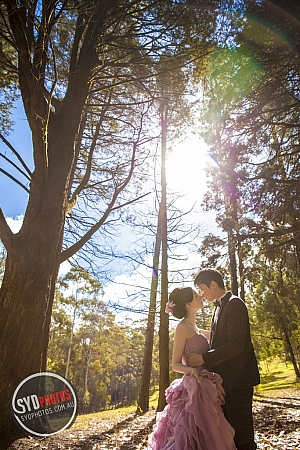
left=147, top=333, right=237, bottom=450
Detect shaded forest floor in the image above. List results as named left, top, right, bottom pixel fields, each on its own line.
left=2, top=387, right=300, bottom=450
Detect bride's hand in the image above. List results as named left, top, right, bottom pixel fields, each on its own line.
left=189, top=368, right=201, bottom=383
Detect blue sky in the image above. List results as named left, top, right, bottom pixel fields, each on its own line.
left=0, top=101, right=32, bottom=218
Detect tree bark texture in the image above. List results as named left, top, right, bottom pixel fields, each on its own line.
left=0, top=177, right=69, bottom=436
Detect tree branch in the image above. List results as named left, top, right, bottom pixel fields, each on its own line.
left=110, top=191, right=151, bottom=212
left=67, top=91, right=113, bottom=211
left=0, top=207, right=15, bottom=252
left=0, top=153, right=31, bottom=182
left=0, top=133, right=32, bottom=177
left=0, top=168, right=30, bottom=193
left=237, top=226, right=300, bottom=241
left=59, top=137, right=142, bottom=263
left=252, top=333, right=282, bottom=341
left=59, top=191, right=150, bottom=264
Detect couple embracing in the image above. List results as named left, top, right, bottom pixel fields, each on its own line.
left=148, top=268, right=260, bottom=450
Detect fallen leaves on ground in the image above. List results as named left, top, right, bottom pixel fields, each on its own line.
left=3, top=388, right=300, bottom=449
left=253, top=388, right=300, bottom=450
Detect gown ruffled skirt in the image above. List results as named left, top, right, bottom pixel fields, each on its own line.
left=147, top=334, right=236, bottom=450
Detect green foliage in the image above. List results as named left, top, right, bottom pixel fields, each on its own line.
left=0, top=8, right=19, bottom=133
left=246, top=245, right=300, bottom=377
left=202, top=46, right=265, bottom=141
left=198, top=233, right=227, bottom=267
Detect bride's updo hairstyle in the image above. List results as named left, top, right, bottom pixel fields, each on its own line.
left=168, top=287, right=193, bottom=319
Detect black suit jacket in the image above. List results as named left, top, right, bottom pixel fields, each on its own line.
left=202, top=291, right=260, bottom=392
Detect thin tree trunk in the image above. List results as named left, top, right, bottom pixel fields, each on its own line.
left=227, top=227, right=238, bottom=295
left=275, top=284, right=300, bottom=379
left=138, top=209, right=162, bottom=412
left=158, top=104, right=169, bottom=412
left=281, top=319, right=300, bottom=378
left=237, top=233, right=245, bottom=300
left=293, top=231, right=300, bottom=269
left=65, top=306, right=77, bottom=379
left=127, top=373, right=131, bottom=405
left=121, top=367, right=125, bottom=407
left=221, top=147, right=239, bottom=295
left=223, top=183, right=238, bottom=295
left=83, top=346, right=92, bottom=412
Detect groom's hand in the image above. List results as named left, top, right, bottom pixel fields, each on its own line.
left=186, top=353, right=204, bottom=367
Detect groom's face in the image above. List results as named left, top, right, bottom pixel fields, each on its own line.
left=196, top=283, right=214, bottom=303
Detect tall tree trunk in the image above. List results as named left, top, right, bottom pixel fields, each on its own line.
left=0, top=113, right=79, bottom=437
left=158, top=104, right=169, bottom=412
left=138, top=209, right=162, bottom=412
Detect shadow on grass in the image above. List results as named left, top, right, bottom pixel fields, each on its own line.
left=71, top=411, right=155, bottom=450
left=256, top=379, right=300, bottom=393
left=254, top=393, right=300, bottom=409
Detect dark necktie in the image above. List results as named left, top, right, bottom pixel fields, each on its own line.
left=210, top=300, right=221, bottom=345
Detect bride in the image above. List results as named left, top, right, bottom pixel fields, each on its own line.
left=147, top=287, right=236, bottom=450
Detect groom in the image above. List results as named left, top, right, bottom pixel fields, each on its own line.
left=187, top=268, right=260, bottom=450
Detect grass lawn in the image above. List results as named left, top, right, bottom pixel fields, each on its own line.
left=255, top=358, right=300, bottom=395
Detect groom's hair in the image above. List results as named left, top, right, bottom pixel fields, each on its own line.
left=194, top=268, right=225, bottom=289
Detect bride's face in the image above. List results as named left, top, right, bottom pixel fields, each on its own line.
left=190, top=290, right=204, bottom=310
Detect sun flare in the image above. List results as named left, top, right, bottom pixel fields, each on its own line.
left=166, top=135, right=210, bottom=208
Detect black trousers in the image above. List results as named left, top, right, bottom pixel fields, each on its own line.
left=222, top=388, right=257, bottom=450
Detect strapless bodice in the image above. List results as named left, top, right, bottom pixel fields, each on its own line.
left=182, top=333, right=209, bottom=366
